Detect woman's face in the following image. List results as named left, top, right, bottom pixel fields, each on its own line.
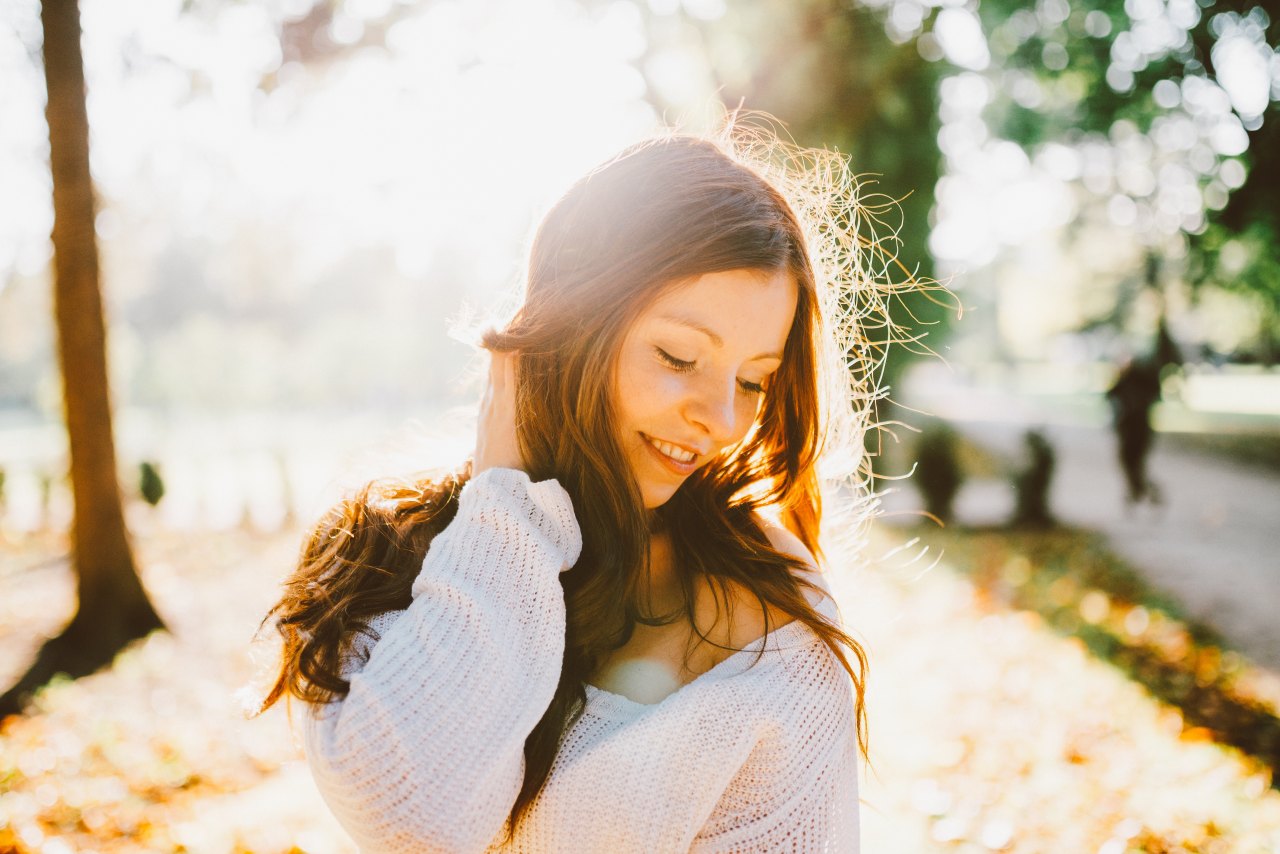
left=612, top=268, right=799, bottom=509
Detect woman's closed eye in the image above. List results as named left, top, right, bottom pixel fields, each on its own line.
left=655, top=347, right=696, bottom=373
left=655, top=347, right=766, bottom=395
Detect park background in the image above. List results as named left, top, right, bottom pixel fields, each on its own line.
left=1, top=0, right=1279, bottom=850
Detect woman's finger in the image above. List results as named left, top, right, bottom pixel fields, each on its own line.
left=475, top=350, right=523, bottom=474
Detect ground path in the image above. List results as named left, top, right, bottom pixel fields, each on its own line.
left=877, top=385, right=1280, bottom=673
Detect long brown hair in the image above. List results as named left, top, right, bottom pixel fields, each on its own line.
left=260, top=126, right=886, bottom=839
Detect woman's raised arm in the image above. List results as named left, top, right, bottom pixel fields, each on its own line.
left=304, top=466, right=581, bottom=852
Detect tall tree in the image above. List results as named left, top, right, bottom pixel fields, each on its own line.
left=0, top=0, right=164, bottom=716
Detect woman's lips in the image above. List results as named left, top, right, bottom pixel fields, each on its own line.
left=640, top=433, right=702, bottom=476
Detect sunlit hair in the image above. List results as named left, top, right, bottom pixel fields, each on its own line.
left=259, top=116, right=904, bottom=839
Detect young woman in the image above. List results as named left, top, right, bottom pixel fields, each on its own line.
left=260, top=128, right=887, bottom=851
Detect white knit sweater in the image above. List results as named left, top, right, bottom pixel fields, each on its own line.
left=304, top=468, right=861, bottom=853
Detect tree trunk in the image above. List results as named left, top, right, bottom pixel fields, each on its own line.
left=0, top=0, right=164, bottom=718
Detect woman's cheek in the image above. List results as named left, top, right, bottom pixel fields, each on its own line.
left=731, top=397, right=759, bottom=443
left=640, top=364, right=688, bottom=407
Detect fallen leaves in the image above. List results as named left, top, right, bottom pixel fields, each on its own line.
left=1, top=522, right=1278, bottom=852
left=0, top=529, right=354, bottom=854
left=841, top=524, right=1280, bottom=853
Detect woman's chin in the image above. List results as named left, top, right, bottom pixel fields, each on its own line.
left=639, top=482, right=680, bottom=510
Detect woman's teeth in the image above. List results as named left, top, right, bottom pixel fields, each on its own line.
left=649, top=437, right=696, bottom=463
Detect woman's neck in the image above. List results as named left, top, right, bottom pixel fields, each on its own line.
left=637, top=530, right=689, bottom=621
left=645, top=507, right=666, bottom=534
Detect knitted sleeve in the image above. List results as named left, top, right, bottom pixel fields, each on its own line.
left=689, top=638, right=861, bottom=853
left=303, top=467, right=581, bottom=853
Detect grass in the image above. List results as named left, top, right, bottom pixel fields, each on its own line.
left=906, top=524, right=1280, bottom=783
left=1162, top=430, right=1280, bottom=473
left=848, top=524, right=1280, bottom=853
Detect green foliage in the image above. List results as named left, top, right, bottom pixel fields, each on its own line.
left=1191, top=219, right=1280, bottom=358
left=975, top=0, right=1279, bottom=310
left=1195, top=220, right=1280, bottom=312
left=921, top=524, right=1280, bottom=779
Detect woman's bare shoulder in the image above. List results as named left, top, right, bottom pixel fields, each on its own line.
left=752, top=513, right=834, bottom=598
left=754, top=516, right=816, bottom=565
left=696, top=514, right=833, bottom=652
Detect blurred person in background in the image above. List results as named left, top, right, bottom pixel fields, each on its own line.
left=1107, top=356, right=1164, bottom=507
left=256, top=124, right=891, bottom=852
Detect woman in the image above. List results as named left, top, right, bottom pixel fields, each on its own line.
left=259, top=127, right=887, bottom=851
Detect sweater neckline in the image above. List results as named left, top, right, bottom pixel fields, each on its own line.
left=583, top=618, right=815, bottom=719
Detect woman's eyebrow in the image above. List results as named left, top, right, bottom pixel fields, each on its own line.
left=656, top=314, right=784, bottom=362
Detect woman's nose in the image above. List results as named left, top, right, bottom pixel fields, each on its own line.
left=684, top=375, right=738, bottom=446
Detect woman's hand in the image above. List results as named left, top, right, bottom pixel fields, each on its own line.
left=474, top=350, right=524, bottom=474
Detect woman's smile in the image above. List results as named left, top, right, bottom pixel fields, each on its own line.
left=640, top=433, right=703, bottom=474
